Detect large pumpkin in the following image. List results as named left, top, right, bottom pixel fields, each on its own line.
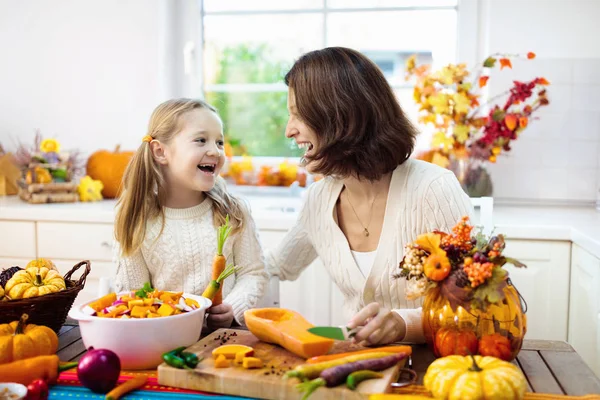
left=0, top=314, right=59, bottom=364
left=424, top=355, right=527, bottom=399
left=86, top=145, right=134, bottom=198
left=4, top=267, right=66, bottom=299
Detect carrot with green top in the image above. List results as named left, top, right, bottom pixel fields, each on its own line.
left=203, top=264, right=239, bottom=301
left=211, top=215, right=232, bottom=306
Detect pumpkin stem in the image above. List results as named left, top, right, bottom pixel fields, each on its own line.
left=115, top=144, right=121, bottom=153
left=15, top=313, right=29, bottom=335
left=35, top=273, right=43, bottom=286
left=468, top=354, right=483, bottom=372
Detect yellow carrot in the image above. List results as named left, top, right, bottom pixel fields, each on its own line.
left=212, top=215, right=232, bottom=306
left=203, top=264, right=239, bottom=301
left=105, top=376, right=147, bottom=400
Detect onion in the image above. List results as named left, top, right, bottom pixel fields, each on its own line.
left=77, top=347, right=121, bottom=393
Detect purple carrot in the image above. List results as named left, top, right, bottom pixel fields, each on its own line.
left=296, top=352, right=409, bottom=400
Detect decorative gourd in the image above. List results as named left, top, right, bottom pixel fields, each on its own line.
left=86, top=145, right=134, bottom=198
left=0, top=285, right=4, bottom=300
left=0, top=266, right=23, bottom=288
left=435, top=327, right=478, bottom=357
left=0, top=314, right=59, bottom=365
left=244, top=308, right=334, bottom=359
left=478, top=333, right=513, bottom=361
left=25, top=167, right=52, bottom=184
left=423, top=254, right=451, bottom=281
left=423, top=355, right=527, bottom=400
left=4, top=267, right=66, bottom=299
left=26, top=259, right=57, bottom=271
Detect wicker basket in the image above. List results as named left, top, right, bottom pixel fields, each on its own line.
left=0, top=260, right=91, bottom=332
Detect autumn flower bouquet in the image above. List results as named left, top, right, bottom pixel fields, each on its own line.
left=398, top=217, right=528, bottom=360
left=406, top=52, right=550, bottom=196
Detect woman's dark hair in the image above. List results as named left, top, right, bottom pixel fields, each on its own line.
left=284, top=47, right=418, bottom=181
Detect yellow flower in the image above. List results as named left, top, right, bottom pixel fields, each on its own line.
left=452, top=92, right=471, bottom=114
left=432, top=132, right=454, bottom=151
left=406, top=54, right=417, bottom=72
left=40, top=138, right=61, bottom=153
left=453, top=125, right=470, bottom=144
left=78, top=176, right=104, bottom=202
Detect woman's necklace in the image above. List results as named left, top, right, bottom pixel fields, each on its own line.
left=345, top=189, right=378, bottom=237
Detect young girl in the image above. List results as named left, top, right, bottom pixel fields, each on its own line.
left=113, top=98, right=268, bottom=328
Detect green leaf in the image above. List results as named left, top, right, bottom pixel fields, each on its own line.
left=483, top=57, right=497, bottom=68
left=135, top=282, right=153, bottom=298
left=471, top=267, right=508, bottom=310
left=492, top=109, right=506, bottom=122
left=440, top=271, right=473, bottom=312
left=504, top=257, right=527, bottom=268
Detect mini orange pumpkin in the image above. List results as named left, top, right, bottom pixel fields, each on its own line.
left=435, top=327, right=478, bottom=357
left=86, top=145, right=134, bottom=198
left=0, top=314, right=59, bottom=364
left=478, top=333, right=513, bottom=361
left=424, top=254, right=451, bottom=281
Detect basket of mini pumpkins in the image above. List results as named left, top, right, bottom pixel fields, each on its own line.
left=0, top=259, right=91, bottom=333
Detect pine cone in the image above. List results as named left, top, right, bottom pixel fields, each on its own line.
left=454, top=268, right=470, bottom=288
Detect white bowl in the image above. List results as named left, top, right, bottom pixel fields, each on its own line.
left=68, top=292, right=211, bottom=370
left=0, top=383, right=28, bottom=400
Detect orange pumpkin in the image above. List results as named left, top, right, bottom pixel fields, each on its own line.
left=423, top=254, right=451, bottom=281
left=435, top=327, right=478, bottom=357
left=86, top=145, right=134, bottom=198
left=478, top=333, right=513, bottom=361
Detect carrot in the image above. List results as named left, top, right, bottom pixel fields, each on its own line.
left=296, top=353, right=409, bottom=399
left=202, top=264, right=239, bottom=301
left=105, top=376, right=148, bottom=400
left=212, top=215, right=232, bottom=306
left=284, top=352, right=396, bottom=381
left=306, top=345, right=412, bottom=364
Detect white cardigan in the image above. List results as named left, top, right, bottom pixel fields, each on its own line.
left=265, top=159, right=474, bottom=343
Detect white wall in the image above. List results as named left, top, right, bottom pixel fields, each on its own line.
left=0, top=0, right=200, bottom=158
left=471, top=0, right=600, bottom=204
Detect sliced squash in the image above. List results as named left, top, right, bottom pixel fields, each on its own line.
left=244, top=308, right=334, bottom=359
left=88, top=293, right=117, bottom=312
left=214, top=354, right=230, bottom=368
left=212, top=344, right=254, bottom=359
left=242, top=357, right=263, bottom=369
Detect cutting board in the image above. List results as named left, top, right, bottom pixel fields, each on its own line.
left=157, top=328, right=405, bottom=400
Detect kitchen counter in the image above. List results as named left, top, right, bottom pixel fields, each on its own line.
left=1, top=195, right=599, bottom=258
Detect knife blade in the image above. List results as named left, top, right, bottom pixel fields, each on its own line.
left=307, top=326, right=361, bottom=340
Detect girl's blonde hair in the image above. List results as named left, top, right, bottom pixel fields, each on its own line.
left=115, top=98, right=245, bottom=256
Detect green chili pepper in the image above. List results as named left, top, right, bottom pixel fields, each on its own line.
left=162, top=353, right=193, bottom=370
left=165, top=346, right=187, bottom=357
left=181, top=352, right=201, bottom=368
left=346, top=370, right=383, bottom=390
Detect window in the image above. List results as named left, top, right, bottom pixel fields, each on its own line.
left=200, top=0, right=458, bottom=157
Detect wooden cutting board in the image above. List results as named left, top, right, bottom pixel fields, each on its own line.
left=157, top=328, right=406, bottom=400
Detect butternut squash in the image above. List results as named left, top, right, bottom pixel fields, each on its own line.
left=244, top=308, right=334, bottom=359
left=214, top=354, right=230, bottom=368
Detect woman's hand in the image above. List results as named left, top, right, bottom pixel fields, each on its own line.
left=348, top=303, right=406, bottom=346
left=207, top=303, right=234, bottom=329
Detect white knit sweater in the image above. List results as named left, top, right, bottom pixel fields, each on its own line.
left=113, top=198, right=268, bottom=325
left=265, top=159, right=474, bottom=343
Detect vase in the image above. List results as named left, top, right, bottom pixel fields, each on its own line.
left=449, top=156, right=493, bottom=198
left=422, top=281, right=527, bottom=361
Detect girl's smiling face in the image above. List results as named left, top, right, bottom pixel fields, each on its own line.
left=160, top=108, right=225, bottom=201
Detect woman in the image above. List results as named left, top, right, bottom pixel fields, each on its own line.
left=266, top=47, right=474, bottom=345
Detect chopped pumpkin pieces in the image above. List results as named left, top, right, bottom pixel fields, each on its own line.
left=214, top=354, right=230, bottom=368
left=212, top=344, right=254, bottom=360
left=242, top=357, right=263, bottom=369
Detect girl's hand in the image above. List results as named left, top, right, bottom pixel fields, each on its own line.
left=207, top=303, right=234, bottom=329
left=347, top=303, right=406, bottom=346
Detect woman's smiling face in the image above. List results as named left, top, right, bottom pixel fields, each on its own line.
left=285, top=89, right=319, bottom=172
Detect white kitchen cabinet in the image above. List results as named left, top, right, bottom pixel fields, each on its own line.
left=37, top=222, right=114, bottom=261
left=568, top=244, right=600, bottom=377
left=502, top=239, right=571, bottom=341
left=0, top=221, right=36, bottom=258
left=52, top=259, right=117, bottom=306
left=0, top=258, right=31, bottom=270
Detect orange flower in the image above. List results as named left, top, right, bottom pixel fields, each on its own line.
left=499, top=58, right=512, bottom=69
left=505, top=114, right=518, bottom=131
left=527, top=52, right=536, bottom=59
left=479, top=76, right=489, bottom=88
left=519, top=116, right=528, bottom=128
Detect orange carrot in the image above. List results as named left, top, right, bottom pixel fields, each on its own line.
left=305, top=345, right=412, bottom=364
left=105, top=376, right=147, bottom=400
left=203, top=264, right=239, bottom=301
left=212, top=215, right=232, bottom=306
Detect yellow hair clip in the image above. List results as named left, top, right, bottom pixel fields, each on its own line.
left=142, top=135, right=153, bottom=143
